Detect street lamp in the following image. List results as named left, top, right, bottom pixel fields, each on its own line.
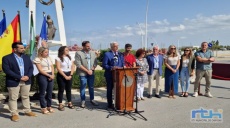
left=137, top=22, right=144, bottom=49
left=145, top=0, right=149, bottom=50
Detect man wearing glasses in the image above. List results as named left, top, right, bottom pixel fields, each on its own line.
left=193, top=42, right=215, bottom=98
left=102, top=42, right=124, bottom=109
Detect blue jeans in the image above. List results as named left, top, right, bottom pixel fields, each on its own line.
left=180, top=67, right=190, bottom=92
left=79, top=74, right=95, bottom=101
left=37, top=73, right=54, bottom=108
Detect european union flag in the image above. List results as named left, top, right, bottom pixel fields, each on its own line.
left=37, top=14, right=47, bottom=48
left=0, top=13, right=6, bottom=36
left=40, top=15, right=47, bottom=40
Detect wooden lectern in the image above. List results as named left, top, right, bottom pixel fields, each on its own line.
left=113, top=67, right=138, bottom=111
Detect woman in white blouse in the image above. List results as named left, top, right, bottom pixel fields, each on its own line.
left=164, top=45, right=180, bottom=99
left=179, top=48, right=195, bottom=97
left=34, top=47, right=55, bottom=114
left=55, top=46, right=75, bottom=111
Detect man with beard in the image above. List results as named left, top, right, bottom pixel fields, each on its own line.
left=123, top=43, right=136, bottom=67
left=2, top=42, right=36, bottom=122
left=75, top=41, right=98, bottom=108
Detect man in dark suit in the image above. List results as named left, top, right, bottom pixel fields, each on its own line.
left=2, top=42, right=36, bottom=122
left=102, top=42, right=124, bottom=109
left=146, top=46, right=164, bottom=98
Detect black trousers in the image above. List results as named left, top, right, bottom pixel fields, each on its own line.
left=37, top=72, right=54, bottom=108
left=56, top=72, right=73, bottom=103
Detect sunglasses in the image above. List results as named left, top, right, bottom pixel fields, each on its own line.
left=184, top=50, right=190, bottom=51
left=171, top=48, right=176, bottom=50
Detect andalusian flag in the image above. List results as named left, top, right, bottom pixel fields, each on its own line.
left=0, top=14, right=21, bottom=69
left=29, top=13, right=35, bottom=57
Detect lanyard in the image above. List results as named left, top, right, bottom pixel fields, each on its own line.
left=14, top=54, right=24, bottom=76
left=64, top=57, right=70, bottom=68
left=84, top=51, right=91, bottom=69
left=43, top=58, right=50, bottom=70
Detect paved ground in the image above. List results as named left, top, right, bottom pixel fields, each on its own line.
left=0, top=57, right=229, bottom=128
left=0, top=78, right=229, bottom=128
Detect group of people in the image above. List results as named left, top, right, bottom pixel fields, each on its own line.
left=2, top=41, right=215, bottom=122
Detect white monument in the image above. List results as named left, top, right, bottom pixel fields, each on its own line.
left=27, top=0, right=67, bottom=47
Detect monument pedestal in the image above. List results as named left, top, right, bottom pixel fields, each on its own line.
left=47, top=40, right=62, bottom=47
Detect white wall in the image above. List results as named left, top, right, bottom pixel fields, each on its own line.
left=49, top=51, right=76, bottom=63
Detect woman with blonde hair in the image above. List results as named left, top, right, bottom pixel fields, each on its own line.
left=179, top=48, right=195, bottom=97
left=164, top=45, right=180, bottom=99
left=33, top=47, right=55, bottom=114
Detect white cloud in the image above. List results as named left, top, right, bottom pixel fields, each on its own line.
left=67, top=14, right=230, bottom=49
left=170, top=24, right=185, bottom=31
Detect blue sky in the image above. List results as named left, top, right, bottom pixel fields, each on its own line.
left=1, top=0, right=230, bottom=50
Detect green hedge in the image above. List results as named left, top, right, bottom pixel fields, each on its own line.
left=0, top=70, right=106, bottom=92
left=0, top=65, right=165, bottom=92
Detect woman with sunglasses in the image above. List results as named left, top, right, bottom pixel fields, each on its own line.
left=179, top=48, right=195, bottom=97
left=34, top=47, right=55, bottom=114
left=164, top=45, right=180, bottom=99
left=55, top=46, right=75, bottom=111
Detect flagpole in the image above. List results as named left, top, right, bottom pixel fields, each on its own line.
left=2, top=10, right=5, bottom=17
left=17, top=10, right=22, bottom=42
left=30, top=11, right=34, bottom=56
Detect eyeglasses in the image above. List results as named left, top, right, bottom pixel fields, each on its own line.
left=171, top=48, right=176, bottom=50
left=184, top=50, right=190, bottom=51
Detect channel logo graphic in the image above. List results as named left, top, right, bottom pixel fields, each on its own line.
left=191, top=107, right=223, bottom=123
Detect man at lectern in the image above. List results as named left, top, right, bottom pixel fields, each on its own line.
left=102, top=42, right=124, bottom=109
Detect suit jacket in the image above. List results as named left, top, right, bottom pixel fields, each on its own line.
left=74, top=50, right=98, bottom=76
left=102, top=51, right=124, bottom=78
left=146, top=54, right=164, bottom=76
left=2, top=53, right=34, bottom=87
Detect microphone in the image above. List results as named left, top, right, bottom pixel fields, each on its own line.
left=113, top=54, right=118, bottom=66
left=122, top=65, right=129, bottom=82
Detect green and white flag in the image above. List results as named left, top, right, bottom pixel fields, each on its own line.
left=29, top=12, right=35, bottom=58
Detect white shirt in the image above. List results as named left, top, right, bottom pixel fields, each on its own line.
left=55, top=56, right=74, bottom=72
left=182, top=59, right=189, bottom=67
left=164, top=55, right=181, bottom=65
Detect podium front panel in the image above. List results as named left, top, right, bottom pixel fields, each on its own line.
left=113, top=68, right=137, bottom=111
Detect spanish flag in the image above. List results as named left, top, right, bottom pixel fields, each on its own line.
left=0, top=14, right=21, bottom=70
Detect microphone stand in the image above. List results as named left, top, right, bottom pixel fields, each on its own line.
left=126, top=62, right=147, bottom=121
left=107, top=57, right=136, bottom=120
left=120, top=65, right=136, bottom=120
